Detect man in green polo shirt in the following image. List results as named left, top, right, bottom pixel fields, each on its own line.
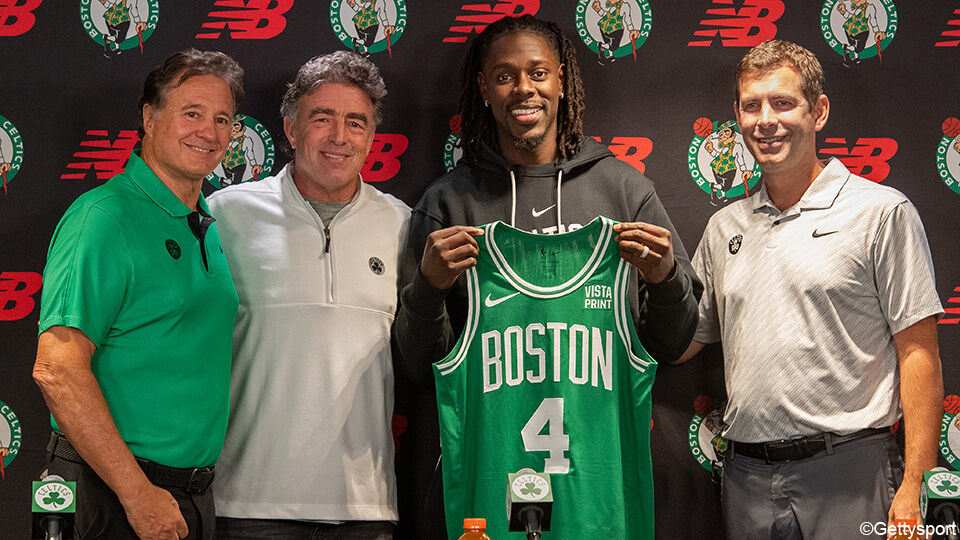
left=33, top=49, right=244, bottom=540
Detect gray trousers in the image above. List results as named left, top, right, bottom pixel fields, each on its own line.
left=721, top=433, right=902, bottom=540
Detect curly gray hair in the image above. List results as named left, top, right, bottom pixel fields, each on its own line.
left=280, top=51, right=387, bottom=155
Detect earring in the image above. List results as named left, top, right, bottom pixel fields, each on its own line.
left=560, top=92, right=564, bottom=99
left=484, top=100, right=489, bottom=107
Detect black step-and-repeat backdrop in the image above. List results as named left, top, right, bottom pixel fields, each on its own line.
left=1, top=1, right=959, bottom=537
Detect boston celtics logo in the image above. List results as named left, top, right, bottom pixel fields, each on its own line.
left=940, top=394, right=960, bottom=469
left=0, top=400, right=22, bottom=479
left=329, top=0, right=407, bottom=57
left=80, top=0, right=159, bottom=58
left=442, top=114, right=464, bottom=173
left=688, top=117, right=761, bottom=206
left=575, top=0, right=652, bottom=65
left=937, top=117, right=960, bottom=196
left=688, top=395, right=727, bottom=473
left=820, top=0, right=897, bottom=67
left=205, top=115, right=275, bottom=190
left=0, top=115, right=24, bottom=195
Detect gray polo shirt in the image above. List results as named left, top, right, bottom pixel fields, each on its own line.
left=693, top=158, right=943, bottom=443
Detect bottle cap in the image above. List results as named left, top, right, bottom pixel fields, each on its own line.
left=464, top=518, right=486, bottom=530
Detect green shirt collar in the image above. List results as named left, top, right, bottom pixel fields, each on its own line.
left=125, top=150, right=211, bottom=218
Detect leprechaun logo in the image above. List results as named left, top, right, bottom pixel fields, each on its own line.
left=80, top=0, right=159, bottom=58
left=820, top=0, right=897, bottom=67
left=688, top=394, right=727, bottom=473
left=329, top=0, right=407, bottom=57
left=0, top=115, right=23, bottom=195
left=937, top=117, right=960, bottom=196
left=205, top=115, right=275, bottom=190
left=0, top=400, right=22, bottom=479
left=443, top=114, right=464, bottom=173
left=688, top=118, right=761, bottom=205
left=575, top=0, right=652, bottom=65
left=940, top=394, right=960, bottom=469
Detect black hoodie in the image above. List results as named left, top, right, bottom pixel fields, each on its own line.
left=393, top=137, right=703, bottom=382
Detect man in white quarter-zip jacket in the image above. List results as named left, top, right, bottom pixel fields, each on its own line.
left=207, top=51, right=409, bottom=540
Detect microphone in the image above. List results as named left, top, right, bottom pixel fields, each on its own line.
left=31, top=476, right=76, bottom=539
left=921, top=469, right=960, bottom=540
left=506, top=469, right=553, bottom=540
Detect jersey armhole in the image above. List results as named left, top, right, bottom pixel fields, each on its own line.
left=614, top=258, right=654, bottom=373
left=435, top=266, right=480, bottom=377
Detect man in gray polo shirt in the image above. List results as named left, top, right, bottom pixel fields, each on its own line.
left=680, top=39, right=944, bottom=538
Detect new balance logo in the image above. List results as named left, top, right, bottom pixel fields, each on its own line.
left=591, top=136, right=652, bottom=173
left=688, top=0, right=783, bottom=47
left=936, top=8, right=960, bottom=47
left=0, top=0, right=41, bottom=37
left=0, top=272, right=42, bottom=321
left=818, top=138, right=898, bottom=183
left=61, top=130, right=139, bottom=181
left=361, top=134, right=408, bottom=183
left=443, top=1, right=539, bottom=43
left=196, top=0, right=292, bottom=40
left=941, top=286, right=960, bottom=325
left=484, top=292, right=520, bottom=308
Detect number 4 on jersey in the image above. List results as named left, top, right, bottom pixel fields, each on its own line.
left=521, top=398, right=570, bottom=474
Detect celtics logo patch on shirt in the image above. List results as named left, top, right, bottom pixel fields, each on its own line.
left=939, top=394, right=960, bottom=469
left=329, top=0, right=407, bottom=57
left=443, top=114, right=463, bottom=173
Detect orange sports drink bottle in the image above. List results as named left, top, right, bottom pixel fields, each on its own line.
left=458, top=518, right=492, bottom=540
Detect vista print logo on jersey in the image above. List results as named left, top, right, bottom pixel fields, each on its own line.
left=688, top=394, right=727, bottom=473
left=329, top=0, right=407, bottom=57
left=820, top=0, right=897, bottom=67
left=937, top=117, right=960, bottom=196
left=0, top=115, right=23, bottom=194
left=205, top=115, right=274, bottom=190
left=79, top=0, right=159, bottom=57
left=575, top=0, right=652, bottom=65
left=688, top=118, right=761, bottom=205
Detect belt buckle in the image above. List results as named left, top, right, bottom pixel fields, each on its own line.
left=187, top=468, right=208, bottom=493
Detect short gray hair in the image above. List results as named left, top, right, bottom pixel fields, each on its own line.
left=281, top=50, right=386, bottom=124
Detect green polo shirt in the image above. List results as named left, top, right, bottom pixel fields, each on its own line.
left=39, top=150, right=239, bottom=468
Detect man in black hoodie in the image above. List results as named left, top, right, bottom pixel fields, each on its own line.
left=391, top=14, right=702, bottom=537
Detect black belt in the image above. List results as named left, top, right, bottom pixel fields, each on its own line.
left=728, top=427, right=890, bottom=464
left=48, top=432, right=215, bottom=494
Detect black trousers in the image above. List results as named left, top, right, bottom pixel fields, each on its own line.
left=42, top=453, right=216, bottom=539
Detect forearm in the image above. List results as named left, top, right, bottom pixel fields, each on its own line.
left=34, top=332, right=152, bottom=504
left=639, top=260, right=701, bottom=363
left=899, top=350, right=943, bottom=489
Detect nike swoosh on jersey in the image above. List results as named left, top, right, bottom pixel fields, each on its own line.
left=484, top=292, right=521, bottom=308
left=811, top=229, right=839, bottom=238
left=531, top=204, right=557, bottom=218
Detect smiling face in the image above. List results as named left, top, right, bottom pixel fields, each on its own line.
left=141, top=73, right=235, bottom=186
left=478, top=31, right=565, bottom=166
left=735, top=65, right=828, bottom=182
left=283, top=82, right=376, bottom=202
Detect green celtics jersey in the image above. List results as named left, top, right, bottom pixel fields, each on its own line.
left=434, top=216, right=657, bottom=539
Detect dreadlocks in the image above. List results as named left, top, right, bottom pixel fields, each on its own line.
left=458, top=15, right=585, bottom=164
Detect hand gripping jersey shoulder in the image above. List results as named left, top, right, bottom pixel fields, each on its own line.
left=434, top=216, right=657, bottom=539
